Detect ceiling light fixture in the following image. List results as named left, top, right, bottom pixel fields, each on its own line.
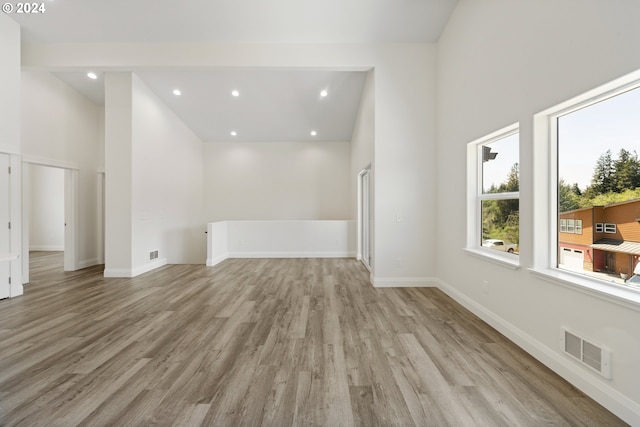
left=87, top=72, right=98, bottom=80
left=320, top=90, right=328, bottom=97
left=173, top=89, right=182, bottom=96
left=230, top=131, right=237, bottom=136
left=231, top=90, right=240, bottom=97
left=310, top=130, right=317, bottom=136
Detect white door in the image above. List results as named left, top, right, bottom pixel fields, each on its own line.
left=0, top=153, right=11, bottom=299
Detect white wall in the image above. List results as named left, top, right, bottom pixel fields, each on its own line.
left=29, top=165, right=64, bottom=251
left=22, top=43, right=437, bottom=284
left=131, top=74, right=204, bottom=267
left=21, top=71, right=101, bottom=269
left=104, top=72, right=134, bottom=275
left=350, top=70, right=375, bottom=266
left=206, top=220, right=355, bottom=266
left=436, top=0, right=640, bottom=424
left=204, top=141, right=351, bottom=221
left=0, top=15, right=22, bottom=295
left=0, top=14, right=20, bottom=153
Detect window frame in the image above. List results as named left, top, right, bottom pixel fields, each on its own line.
left=604, top=223, right=616, bottom=234
left=532, top=70, right=640, bottom=310
left=466, top=123, right=520, bottom=269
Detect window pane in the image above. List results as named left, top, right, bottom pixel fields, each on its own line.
left=557, top=85, right=640, bottom=281
left=481, top=199, right=519, bottom=254
left=482, top=133, right=519, bottom=194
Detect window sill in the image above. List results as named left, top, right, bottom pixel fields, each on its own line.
left=529, top=268, right=640, bottom=312
left=464, top=248, right=521, bottom=270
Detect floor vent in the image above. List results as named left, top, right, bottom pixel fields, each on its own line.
left=562, top=328, right=611, bottom=379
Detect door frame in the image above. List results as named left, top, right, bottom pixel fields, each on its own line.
left=357, top=166, right=372, bottom=270
left=22, top=157, right=80, bottom=283
left=0, top=148, right=23, bottom=296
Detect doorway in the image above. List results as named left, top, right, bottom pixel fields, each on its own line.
left=22, top=161, right=78, bottom=283
left=358, top=167, right=372, bottom=269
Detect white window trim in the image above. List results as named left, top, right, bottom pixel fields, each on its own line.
left=466, top=122, right=520, bottom=268
left=604, top=223, right=616, bottom=234
left=532, top=69, right=640, bottom=311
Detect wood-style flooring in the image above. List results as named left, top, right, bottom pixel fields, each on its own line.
left=0, top=251, right=627, bottom=426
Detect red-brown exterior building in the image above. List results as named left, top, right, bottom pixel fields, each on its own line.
left=559, top=199, right=640, bottom=277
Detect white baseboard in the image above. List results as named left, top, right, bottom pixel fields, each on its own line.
left=10, top=283, right=23, bottom=297
left=29, top=245, right=64, bottom=251
left=206, top=253, right=228, bottom=267
left=77, top=258, right=99, bottom=269
left=372, top=276, right=439, bottom=287
left=227, top=251, right=355, bottom=259
left=436, top=278, right=640, bottom=426
left=104, top=258, right=167, bottom=278
left=103, top=268, right=130, bottom=278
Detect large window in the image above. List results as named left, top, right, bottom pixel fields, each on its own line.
left=467, top=124, right=519, bottom=263
left=534, top=69, right=640, bottom=303
left=556, top=84, right=640, bottom=283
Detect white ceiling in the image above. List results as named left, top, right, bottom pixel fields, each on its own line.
left=12, top=0, right=458, bottom=142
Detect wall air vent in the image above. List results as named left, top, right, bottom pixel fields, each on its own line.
left=562, top=328, right=611, bottom=379
left=149, top=250, right=159, bottom=260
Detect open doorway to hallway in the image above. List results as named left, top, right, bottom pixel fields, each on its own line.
left=22, top=162, right=78, bottom=283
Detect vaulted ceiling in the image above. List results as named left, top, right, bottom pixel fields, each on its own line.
left=11, top=0, right=458, bottom=142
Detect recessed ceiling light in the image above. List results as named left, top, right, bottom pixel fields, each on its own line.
left=320, top=90, right=328, bottom=97
left=173, top=89, right=182, bottom=96
left=230, top=131, right=237, bottom=136
left=231, top=90, right=240, bottom=97
left=87, top=72, right=98, bottom=80
left=310, top=130, right=317, bottom=136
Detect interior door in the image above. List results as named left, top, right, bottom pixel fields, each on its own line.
left=0, top=153, right=11, bottom=299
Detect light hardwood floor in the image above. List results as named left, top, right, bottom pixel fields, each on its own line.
left=0, top=252, right=627, bottom=426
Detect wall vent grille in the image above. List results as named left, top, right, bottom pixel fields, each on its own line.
left=149, top=250, right=159, bottom=260
left=562, top=328, right=611, bottom=379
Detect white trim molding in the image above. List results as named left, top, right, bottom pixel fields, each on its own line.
left=372, top=276, right=439, bottom=288
left=104, top=258, right=167, bottom=278
left=436, top=278, right=640, bottom=426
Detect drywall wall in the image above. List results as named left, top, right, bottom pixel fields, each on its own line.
left=21, top=70, right=101, bottom=269
left=131, top=74, right=204, bottom=267
left=206, top=220, right=355, bottom=266
left=0, top=15, right=22, bottom=295
left=104, top=72, right=134, bottom=275
left=350, top=70, right=375, bottom=267
left=22, top=43, right=438, bottom=284
left=0, top=14, right=20, bottom=152
left=204, top=141, right=351, bottom=221
left=29, top=165, right=64, bottom=251
left=436, top=0, right=640, bottom=423
left=105, top=72, right=204, bottom=276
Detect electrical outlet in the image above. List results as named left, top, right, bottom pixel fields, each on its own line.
left=482, top=280, right=489, bottom=294
left=395, top=258, right=401, bottom=268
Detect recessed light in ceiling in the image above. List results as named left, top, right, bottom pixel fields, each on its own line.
left=173, top=89, right=182, bottom=96
left=231, top=90, right=240, bottom=97
left=310, top=130, right=317, bottom=136
left=320, top=90, right=328, bottom=97
left=230, top=131, right=237, bottom=136
left=87, top=72, right=98, bottom=80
